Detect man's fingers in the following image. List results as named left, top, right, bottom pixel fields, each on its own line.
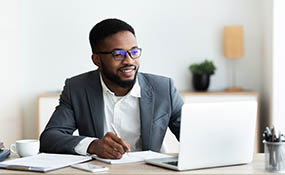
left=102, top=149, right=121, bottom=159
left=105, top=139, right=124, bottom=155
left=88, top=136, right=124, bottom=159
left=103, top=134, right=124, bottom=154
left=96, top=139, right=122, bottom=159
left=94, top=132, right=131, bottom=159
left=122, top=140, right=131, bottom=152
left=117, top=138, right=130, bottom=152
left=107, top=132, right=130, bottom=152
left=102, top=144, right=122, bottom=159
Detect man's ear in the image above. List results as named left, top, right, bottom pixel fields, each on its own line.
left=91, top=54, right=101, bottom=67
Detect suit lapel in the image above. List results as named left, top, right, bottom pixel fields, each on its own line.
left=85, top=70, right=104, bottom=138
left=138, top=73, right=154, bottom=150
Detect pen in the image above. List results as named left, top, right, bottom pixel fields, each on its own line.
left=111, top=123, right=130, bottom=154
left=111, top=123, right=121, bottom=138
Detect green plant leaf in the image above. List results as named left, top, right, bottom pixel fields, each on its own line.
left=189, top=59, right=216, bottom=75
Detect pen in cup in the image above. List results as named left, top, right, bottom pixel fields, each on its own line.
left=111, top=123, right=130, bottom=155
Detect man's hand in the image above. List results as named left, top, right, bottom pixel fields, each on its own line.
left=87, top=132, right=130, bottom=159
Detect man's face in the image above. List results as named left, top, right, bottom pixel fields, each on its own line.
left=94, top=31, right=140, bottom=88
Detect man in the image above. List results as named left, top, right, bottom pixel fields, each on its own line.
left=40, top=18, right=184, bottom=159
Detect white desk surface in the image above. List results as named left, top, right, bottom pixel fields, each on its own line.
left=0, top=154, right=277, bottom=175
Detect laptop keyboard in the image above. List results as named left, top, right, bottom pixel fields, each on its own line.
left=164, top=160, right=178, bottom=166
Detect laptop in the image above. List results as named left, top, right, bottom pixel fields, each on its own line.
left=146, top=100, right=257, bottom=171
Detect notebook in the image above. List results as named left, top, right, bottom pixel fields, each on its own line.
left=93, top=150, right=174, bottom=164
left=146, top=100, right=258, bottom=171
left=0, top=153, right=92, bottom=172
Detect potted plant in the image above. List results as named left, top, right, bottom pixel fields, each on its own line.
left=189, top=60, right=216, bottom=91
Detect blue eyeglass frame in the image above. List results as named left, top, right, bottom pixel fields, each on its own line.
left=96, top=47, right=142, bottom=61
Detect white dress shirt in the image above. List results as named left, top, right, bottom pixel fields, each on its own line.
left=74, top=73, right=142, bottom=155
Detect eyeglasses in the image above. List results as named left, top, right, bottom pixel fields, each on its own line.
left=96, top=47, right=142, bottom=61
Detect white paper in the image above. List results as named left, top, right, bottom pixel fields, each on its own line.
left=0, top=153, right=92, bottom=172
left=93, top=150, right=174, bottom=164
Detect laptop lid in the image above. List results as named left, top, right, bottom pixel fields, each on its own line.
left=177, top=100, right=257, bottom=170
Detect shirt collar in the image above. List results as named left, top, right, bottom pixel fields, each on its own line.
left=99, top=72, right=141, bottom=98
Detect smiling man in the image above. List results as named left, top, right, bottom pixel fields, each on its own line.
left=40, top=18, right=184, bottom=159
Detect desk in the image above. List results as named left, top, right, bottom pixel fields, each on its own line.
left=0, top=154, right=273, bottom=175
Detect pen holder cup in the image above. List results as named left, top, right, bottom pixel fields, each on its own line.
left=264, top=141, right=285, bottom=172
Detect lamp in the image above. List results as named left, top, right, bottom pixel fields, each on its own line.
left=224, top=25, right=243, bottom=92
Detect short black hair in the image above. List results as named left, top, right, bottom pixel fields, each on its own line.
left=89, top=18, right=135, bottom=53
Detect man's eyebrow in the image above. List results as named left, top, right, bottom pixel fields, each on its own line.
left=112, top=46, right=138, bottom=51
left=112, top=48, right=124, bottom=50
left=130, top=46, right=139, bottom=49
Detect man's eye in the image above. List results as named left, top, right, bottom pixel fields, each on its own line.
left=131, top=50, right=138, bottom=54
left=113, top=50, right=125, bottom=57
left=130, top=49, right=139, bottom=55
left=114, top=53, right=123, bottom=57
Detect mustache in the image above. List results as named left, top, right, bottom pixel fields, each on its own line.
left=118, top=64, right=137, bottom=71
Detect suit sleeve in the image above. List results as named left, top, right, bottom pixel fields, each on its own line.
left=168, top=78, right=184, bottom=141
left=39, top=79, right=86, bottom=154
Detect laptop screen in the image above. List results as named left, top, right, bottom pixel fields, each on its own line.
left=178, top=100, right=257, bottom=170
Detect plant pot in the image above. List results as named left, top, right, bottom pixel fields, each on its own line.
left=192, top=73, right=210, bottom=91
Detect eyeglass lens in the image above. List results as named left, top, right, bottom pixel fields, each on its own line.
left=112, top=48, right=141, bottom=60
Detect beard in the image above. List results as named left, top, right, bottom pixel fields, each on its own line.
left=101, top=62, right=139, bottom=88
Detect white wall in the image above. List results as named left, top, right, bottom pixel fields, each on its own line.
left=258, top=0, right=285, bottom=152
left=272, top=0, right=285, bottom=131
left=0, top=0, right=23, bottom=146
left=0, top=0, right=262, bottom=141
left=260, top=0, right=273, bottom=152
left=260, top=0, right=285, bottom=135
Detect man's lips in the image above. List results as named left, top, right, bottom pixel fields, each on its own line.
left=119, top=65, right=136, bottom=73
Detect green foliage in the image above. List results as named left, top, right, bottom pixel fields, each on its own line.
left=189, top=60, right=216, bottom=75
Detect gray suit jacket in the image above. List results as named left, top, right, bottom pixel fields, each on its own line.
left=40, top=70, right=184, bottom=154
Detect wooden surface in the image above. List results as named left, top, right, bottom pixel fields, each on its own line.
left=180, top=91, right=258, bottom=96
left=0, top=154, right=274, bottom=175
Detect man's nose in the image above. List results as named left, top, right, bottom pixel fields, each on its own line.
left=122, top=53, right=133, bottom=64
